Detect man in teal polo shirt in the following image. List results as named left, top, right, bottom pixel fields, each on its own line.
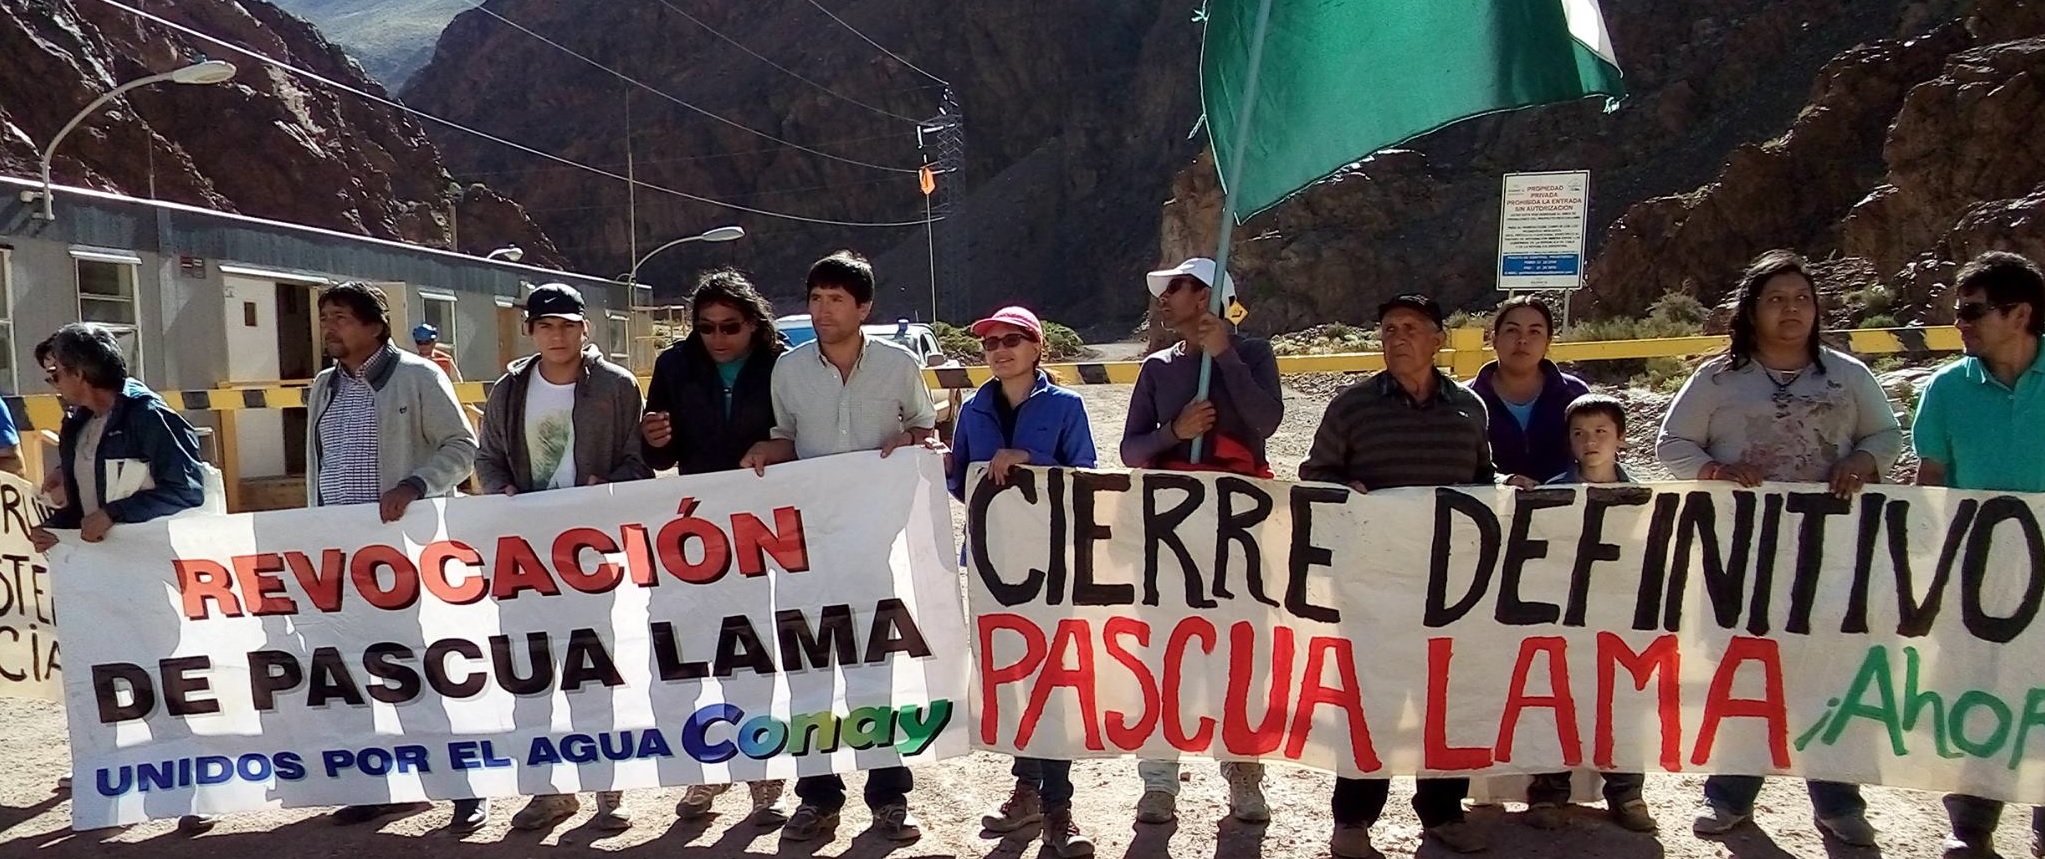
left=1911, top=250, right=2045, bottom=859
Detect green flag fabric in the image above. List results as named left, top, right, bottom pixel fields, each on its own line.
left=1202, top=0, right=1626, bottom=217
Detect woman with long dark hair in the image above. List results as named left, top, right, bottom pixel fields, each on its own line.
left=1471, top=296, right=1590, bottom=487
left=1656, top=249, right=1900, bottom=846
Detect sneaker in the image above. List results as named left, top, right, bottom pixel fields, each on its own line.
left=331, top=802, right=432, bottom=826
left=449, top=798, right=488, bottom=835
left=747, top=781, right=792, bottom=827
left=1135, top=789, right=1177, bottom=824
left=1693, top=805, right=1749, bottom=836
left=982, top=784, right=1044, bottom=833
left=871, top=803, right=922, bottom=842
left=510, top=794, right=580, bottom=831
left=780, top=804, right=838, bottom=842
left=1332, top=823, right=1383, bottom=859
left=1610, top=798, right=1657, bottom=833
left=1817, top=812, right=1879, bottom=847
left=676, top=784, right=729, bottom=820
left=2032, top=828, right=2041, bottom=859
left=591, top=791, right=631, bottom=831
left=1526, top=802, right=1565, bottom=830
left=1223, top=763, right=1269, bottom=823
left=1042, top=807, right=1095, bottom=857
left=177, top=814, right=219, bottom=835
left=1425, top=820, right=1489, bottom=853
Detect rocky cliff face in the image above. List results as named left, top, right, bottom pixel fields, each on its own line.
left=0, top=0, right=559, bottom=263
left=268, top=0, right=468, bottom=88
left=403, top=0, right=1203, bottom=329
left=1157, top=0, right=2028, bottom=333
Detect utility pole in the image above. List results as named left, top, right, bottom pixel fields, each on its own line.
left=625, top=86, right=638, bottom=284
left=915, top=87, right=964, bottom=322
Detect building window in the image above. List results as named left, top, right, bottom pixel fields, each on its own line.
left=0, top=249, right=13, bottom=394
left=76, top=257, right=138, bottom=325
left=607, top=312, right=630, bottom=361
left=421, top=292, right=458, bottom=352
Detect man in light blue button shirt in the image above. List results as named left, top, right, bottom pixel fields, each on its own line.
left=1912, top=250, right=2045, bottom=859
left=739, top=251, right=940, bottom=844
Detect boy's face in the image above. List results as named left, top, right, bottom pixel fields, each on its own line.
left=1569, top=413, right=1624, bottom=471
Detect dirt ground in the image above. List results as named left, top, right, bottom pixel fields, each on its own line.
left=1, top=377, right=2032, bottom=859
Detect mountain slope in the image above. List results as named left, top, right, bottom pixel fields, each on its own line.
left=269, top=0, right=467, bottom=87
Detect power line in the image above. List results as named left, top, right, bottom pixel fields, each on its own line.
left=87, top=0, right=939, bottom=228
left=467, top=2, right=918, bottom=174
left=646, top=0, right=925, bottom=124
left=458, top=131, right=917, bottom=178
left=801, top=0, right=950, bottom=86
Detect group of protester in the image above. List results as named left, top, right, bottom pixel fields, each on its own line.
left=14, top=241, right=2043, bottom=858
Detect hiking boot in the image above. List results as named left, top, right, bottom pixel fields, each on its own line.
left=780, top=804, right=838, bottom=841
left=676, top=784, right=728, bottom=820
left=1135, top=789, right=1177, bottom=824
left=1693, top=805, right=1749, bottom=836
left=2031, top=828, right=2041, bottom=858
left=1526, top=802, right=1565, bottom=830
left=331, top=802, right=431, bottom=826
left=1042, top=807, right=1094, bottom=857
left=1940, top=832, right=1997, bottom=859
left=510, top=794, right=579, bottom=831
left=591, top=791, right=631, bottom=831
left=1332, top=823, right=1383, bottom=859
left=1425, top=820, right=1489, bottom=853
left=177, top=814, right=219, bottom=835
left=1223, top=762, right=1269, bottom=823
left=748, top=781, right=792, bottom=826
left=449, top=798, right=489, bottom=835
left=871, top=803, right=922, bottom=841
left=982, top=784, right=1044, bottom=833
left=1610, top=798, right=1657, bottom=833
left=1817, top=812, right=1879, bottom=847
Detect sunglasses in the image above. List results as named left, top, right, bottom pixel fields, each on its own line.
left=44, top=367, right=58, bottom=385
left=1955, top=301, right=2016, bottom=323
left=696, top=320, right=747, bottom=336
left=1159, top=277, right=1204, bottom=297
left=980, top=332, right=1035, bottom=351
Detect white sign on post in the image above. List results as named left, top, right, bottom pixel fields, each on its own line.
left=1498, top=171, right=1591, bottom=291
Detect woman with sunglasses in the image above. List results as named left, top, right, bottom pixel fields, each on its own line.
left=633, top=268, right=794, bottom=827
left=949, top=305, right=1097, bottom=857
left=1656, top=249, right=1900, bottom=847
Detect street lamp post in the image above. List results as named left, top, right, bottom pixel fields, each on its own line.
left=20, top=60, right=237, bottom=220
left=626, top=225, right=745, bottom=289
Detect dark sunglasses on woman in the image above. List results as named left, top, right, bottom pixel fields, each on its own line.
left=980, top=332, right=1033, bottom=351
left=695, top=320, right=747, bottom=336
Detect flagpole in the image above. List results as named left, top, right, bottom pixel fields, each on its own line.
left=1190, top=0, right=1277, bottom=464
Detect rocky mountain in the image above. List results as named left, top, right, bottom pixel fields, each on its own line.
left=1159, top=0, right=2045, bottom=333
left=268, top=0, right=467, bottom=88
left=402, top=0, right=1203, bottom=329
left=0, top=0, right=559, bottom=263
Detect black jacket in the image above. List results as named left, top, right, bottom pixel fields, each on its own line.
left=642, top=335, right=780, bottom=474
left=47, top=379, right=206, bottom=528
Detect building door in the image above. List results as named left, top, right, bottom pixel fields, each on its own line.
left=498, top=304, right=523, bottom=370
left=276, top=283, right=317, bottom=475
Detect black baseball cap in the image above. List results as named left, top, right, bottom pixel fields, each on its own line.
left=1377, top=293, right=1446, bottom=329
left=524, top=283, right=585, bottom=323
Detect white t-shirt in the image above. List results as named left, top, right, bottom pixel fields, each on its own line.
left=73, top=413, right=110, bottom=515
left=524, top=373, right=578, bottom=490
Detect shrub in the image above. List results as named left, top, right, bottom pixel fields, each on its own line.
left=932, top=320, right=1089, bottom=364
left=1270, top=323, right=1380, bottom=356
left=1563, top=291, right=1710, bottom=387
left=1857, top=313, right=1899, bottom=330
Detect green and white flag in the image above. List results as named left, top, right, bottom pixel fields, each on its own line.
left=1202, top=0, right=1626, bottom=216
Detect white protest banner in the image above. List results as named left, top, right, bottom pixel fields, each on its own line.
left=0, top=471, right=59, bottom=701
left=968, top=469, right=2045, bottom=802
left=52, top=451, right=967, bottom=829
left=1497, top=170, right=1590, bottom=291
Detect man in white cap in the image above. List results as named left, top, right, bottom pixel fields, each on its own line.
left=1119, top=257, right=1283, bottom=826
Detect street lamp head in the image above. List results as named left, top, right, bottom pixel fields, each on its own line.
left=486, top=245, right=524, bottom=262
left=171, top=60, right=237, bottom=86
left=697, top=225, right=745, bottom=243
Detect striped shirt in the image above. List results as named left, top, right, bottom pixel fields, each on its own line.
left=769, top=336, right=936, bottom=459
left=1300, top=369, right=1496, bottom=489
left=315, top=344, right=394, bottom=506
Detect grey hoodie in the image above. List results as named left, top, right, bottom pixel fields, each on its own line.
left=476, top=344, right=651, bottom=494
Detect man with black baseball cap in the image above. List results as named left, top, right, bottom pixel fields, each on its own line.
left=476, top=283, right=651, bottom=831
left=1300, top=292, right=1498, bottom=857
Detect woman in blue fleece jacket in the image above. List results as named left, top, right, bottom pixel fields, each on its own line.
left=946, top=305, right=1097, bottom=858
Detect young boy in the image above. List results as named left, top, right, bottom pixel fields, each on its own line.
left=1528, top=393, right=1653, bottom=832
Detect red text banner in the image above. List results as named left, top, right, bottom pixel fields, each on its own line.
left=52, top=452, right=967, bottom=829
left=967, top=468, right=2045, bottom=802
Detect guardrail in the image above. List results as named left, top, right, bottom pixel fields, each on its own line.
left=6, top=325, right=1959, bottom=512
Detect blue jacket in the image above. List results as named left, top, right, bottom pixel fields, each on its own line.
left=46, top=379, right=206, bottom=528
left=947, top=371, right=1096, bottom=500
left=1471, top=359, right=1592, bottom=484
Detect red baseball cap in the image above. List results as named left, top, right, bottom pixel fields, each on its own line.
left=970, top=306, right=1044, bottom=341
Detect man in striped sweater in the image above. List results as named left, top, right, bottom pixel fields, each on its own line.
left=1300, top=293, right=1496, bottom=858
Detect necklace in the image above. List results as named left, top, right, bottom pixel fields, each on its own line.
left=1763, top=365, right=1803, bottom=409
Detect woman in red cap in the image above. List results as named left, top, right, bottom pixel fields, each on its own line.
left=948, top=305, right=1097, bottom=857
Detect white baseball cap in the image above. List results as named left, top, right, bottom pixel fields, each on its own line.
left=1146, top=257, right=1237, bottom=303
